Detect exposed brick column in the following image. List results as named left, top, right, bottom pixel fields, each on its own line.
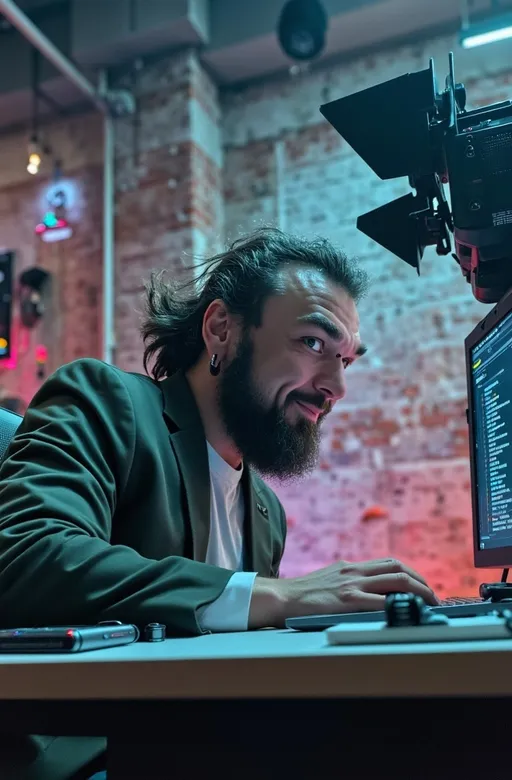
left=115, top=50, right=223, bottom=373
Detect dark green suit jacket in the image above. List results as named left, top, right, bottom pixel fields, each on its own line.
left=0, top=359, right=287, bottom=778
left=0, top=358, right=287, bottom=635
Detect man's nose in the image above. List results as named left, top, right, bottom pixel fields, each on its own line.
left=314, top=363, right=347, bottom=404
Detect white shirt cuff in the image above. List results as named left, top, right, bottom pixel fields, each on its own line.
left=197, top=571, right=257, bottom=632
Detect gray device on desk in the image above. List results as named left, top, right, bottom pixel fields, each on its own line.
left=0, top=622, right=139, bottom=652
left=287, top=287, right=512, bottom=632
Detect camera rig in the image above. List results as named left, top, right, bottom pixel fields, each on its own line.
left=320, top=52, right=512, bottom=304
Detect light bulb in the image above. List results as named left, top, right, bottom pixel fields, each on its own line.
left=27, top=162, right=39, bottom=175
left=29, top=152, right=41, bottom=167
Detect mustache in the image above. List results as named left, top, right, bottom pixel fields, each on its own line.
left=287, top=392, right=331, bottom=415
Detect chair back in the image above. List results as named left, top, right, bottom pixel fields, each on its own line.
left=0, top=407, right=22, bottom=463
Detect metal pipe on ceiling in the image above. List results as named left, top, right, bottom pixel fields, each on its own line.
left=0, top=0, right=117, bottom=365
left=0, top=0, right=108, bottom=114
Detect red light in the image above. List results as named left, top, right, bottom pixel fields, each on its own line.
left=35, top=218, right=68, bottom=235
left=66, top=630, right=74, bottom=637
left=35, top=345, right=48, bottom=363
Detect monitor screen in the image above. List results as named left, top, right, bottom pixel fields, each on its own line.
left=471, top=308, right=512, bottom=553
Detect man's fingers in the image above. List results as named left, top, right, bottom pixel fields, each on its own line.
left=359, top=573, right=439, bottom=606
left=357, top=559, right=429, bottom=588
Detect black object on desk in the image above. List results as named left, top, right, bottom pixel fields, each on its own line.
left=480, top=581, right=512, bottom=601
left=385, top=593, right=448, bottom=628
left=144, top=623, right=166, bottom=642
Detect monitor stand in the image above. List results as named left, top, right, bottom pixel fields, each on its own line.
left=480, top=568, right=512, bottom=601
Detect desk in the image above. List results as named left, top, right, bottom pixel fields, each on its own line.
left=1, top=629, right=511, bottom=778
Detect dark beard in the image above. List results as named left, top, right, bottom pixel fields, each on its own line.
left=217, top=332, right=327, bottom=481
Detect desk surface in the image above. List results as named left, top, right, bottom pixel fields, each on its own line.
left=1, top=629, right=511, bottom=700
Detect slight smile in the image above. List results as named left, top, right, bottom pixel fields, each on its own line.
left=294, top=401, right=322, bottom=423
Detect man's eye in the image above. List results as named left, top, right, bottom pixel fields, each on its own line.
left=342, top=357, right=354, bottom=369
left=302, top=337, right=324, bottom=353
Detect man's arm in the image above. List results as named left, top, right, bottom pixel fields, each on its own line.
left=0, top=359, right=233, bottom=636
left=198, top=502, right=287, bottom=632
left=198, top=572, right=257, bottom=631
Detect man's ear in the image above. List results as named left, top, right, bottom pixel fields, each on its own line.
left=202, top=299, right=239, bottom=357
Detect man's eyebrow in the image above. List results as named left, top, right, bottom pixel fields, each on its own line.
left=297, top=313, right=343, bottom=341
left=298, top=313, right=368, bottom=357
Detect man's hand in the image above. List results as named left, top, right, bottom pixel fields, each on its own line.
left=248, top=558, right=439, bottom=629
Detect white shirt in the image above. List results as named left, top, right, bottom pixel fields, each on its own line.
left=196, top=443, right=257, bottom=632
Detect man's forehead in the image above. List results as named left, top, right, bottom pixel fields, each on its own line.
left=279, top=266, right=357, bottom=307
left=281, top=265, right=330, bottom=293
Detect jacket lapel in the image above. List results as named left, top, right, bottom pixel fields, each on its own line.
left=158, top=370, right=274, bottom=573
left=242, top=468, right=273, bottom=576
left=159, top=372, right=211, bottom=562
left=169, top=429, right=211, bottom=561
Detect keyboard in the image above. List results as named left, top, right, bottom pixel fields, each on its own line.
left=441, top=596, right=483, bottom=606
left=286, top=598, right=498, bottom=631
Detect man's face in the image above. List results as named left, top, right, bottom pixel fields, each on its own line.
left=217, top=266, right=364, bottom=480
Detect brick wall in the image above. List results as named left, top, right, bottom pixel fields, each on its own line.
left=0, top=49, right=224, bottom=394
left=114, top=50, right=223, bottom=373
left=0, top=112, right=104, bottom=406
left=0, top=31, right=510, bottom=594
left=221, top=34, right=512, bottom=593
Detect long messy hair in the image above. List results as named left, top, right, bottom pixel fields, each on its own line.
left=141, top=227, right=369, bottom=381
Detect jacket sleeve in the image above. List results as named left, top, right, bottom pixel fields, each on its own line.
left=0, top=359, right=233, bottom=636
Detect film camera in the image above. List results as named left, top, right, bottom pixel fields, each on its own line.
left=320, top=52, right=512, bottom=304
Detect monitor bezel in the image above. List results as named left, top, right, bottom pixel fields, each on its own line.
left=465, top=287, right=512, bottom=570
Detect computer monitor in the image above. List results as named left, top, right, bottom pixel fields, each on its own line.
left=466, top=288, right=512, bottom=569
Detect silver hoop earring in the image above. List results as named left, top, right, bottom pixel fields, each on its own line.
left=209, top=353, right=221, bottom=376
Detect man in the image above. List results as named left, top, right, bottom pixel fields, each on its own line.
left=0, top=228, right=437, bottom=778
left=0, top=227, right=437, bottom=634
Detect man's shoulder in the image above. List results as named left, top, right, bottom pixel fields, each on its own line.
left=48, top=358, right=156, bottom=394
left=40, top=358, right=162, bottom=412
